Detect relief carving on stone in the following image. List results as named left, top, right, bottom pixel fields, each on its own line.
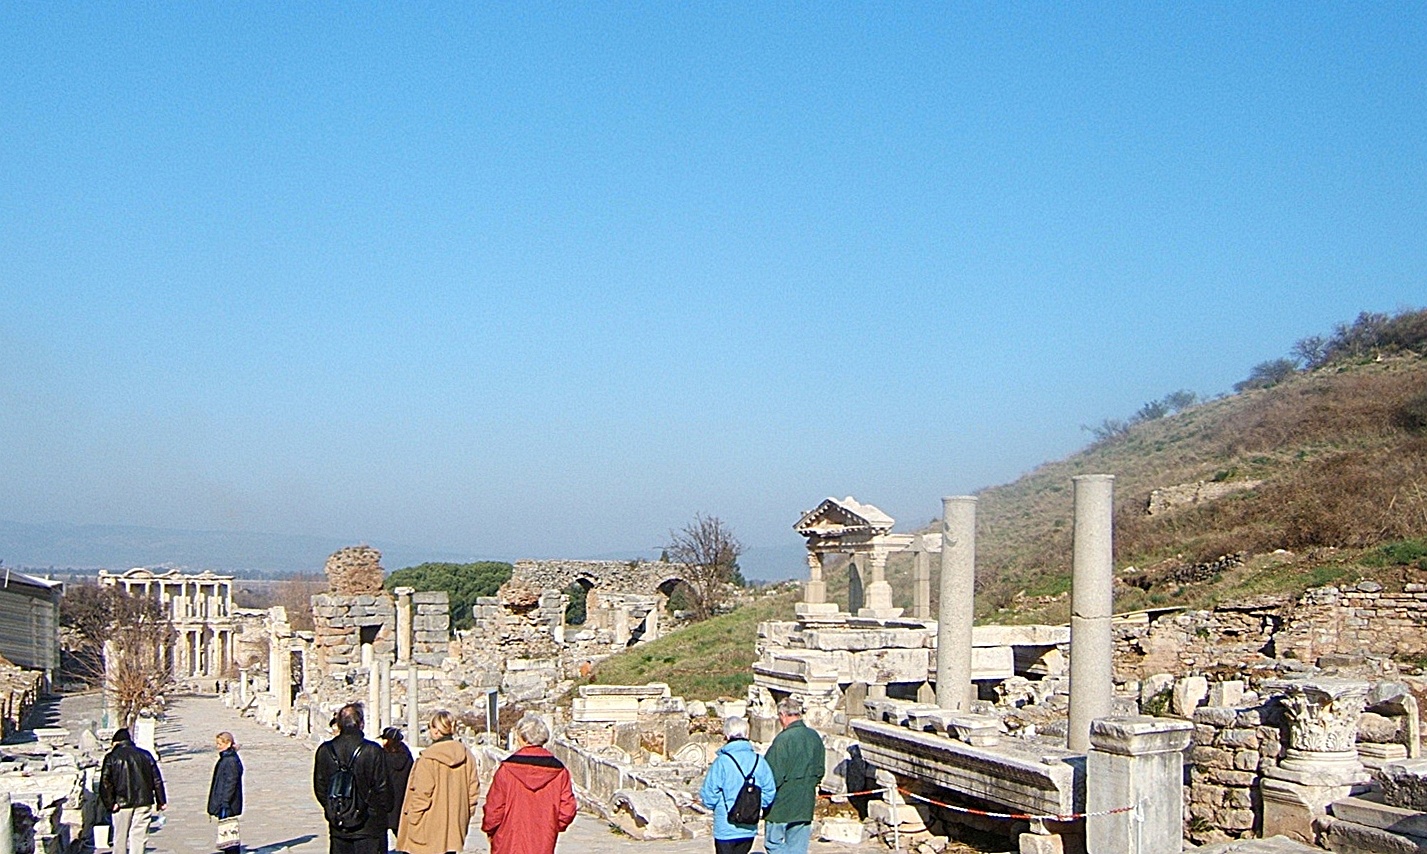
left=1277, top=680, right=1369, bottom=753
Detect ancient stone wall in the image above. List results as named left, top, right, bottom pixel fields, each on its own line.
left=1186, top=701, right=1285, bottom=844
left=1274, top=582, right=1427, bottom=663
left=312, top=593, right=396, bottom=670
left=512, top=559, right=686, bottom=593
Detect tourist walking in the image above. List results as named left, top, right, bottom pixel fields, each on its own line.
left=380, top=726, right=414, bottom=843
left=99, top=727, right=168, bottom=854
left=313, top=703, right=391, bottom=854
left=395, top=711, right=480, bottom=854
left=482, top=712, right=577, bottom=854
left=698, top=717, right=776, bottom=854
left=763, top=698, right=825, bottom=854
left=206, top=731, right=244, bottom=851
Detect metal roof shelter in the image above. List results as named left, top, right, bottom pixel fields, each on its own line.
left=0, top=567, right=63, bottom=673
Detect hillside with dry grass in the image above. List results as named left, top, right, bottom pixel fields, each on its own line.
left=964, top=351, right=1427, bottom=623
left=592, top=309, right=1427, bottom=696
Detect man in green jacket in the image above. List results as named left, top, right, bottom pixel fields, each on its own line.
left=763, top=697, right=824, bottom=854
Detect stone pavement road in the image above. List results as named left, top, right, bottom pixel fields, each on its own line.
left=56, top=694, right=888, bottom=854
left=111, top=696, right=713, bottom=854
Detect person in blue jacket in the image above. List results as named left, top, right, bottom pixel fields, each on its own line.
left=699, top=717, right=777, bottom=854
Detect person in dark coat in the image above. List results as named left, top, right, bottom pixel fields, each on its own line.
left=207, top=732, right=244, bottom=818
left=313, top=703, right=392, bottom=854
left=100, top=727, right=167, bottom=854
left=207, top=731, right=244, bottom=851
left=379, top=726, right=413, bottom=840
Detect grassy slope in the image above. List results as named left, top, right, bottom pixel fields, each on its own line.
left=586, top=587, right=800, bottom=700
left=591, top=354, right=1427, bottom=693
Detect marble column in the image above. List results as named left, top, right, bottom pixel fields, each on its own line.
left=802, top=551, right=829, bottom=607
left=395, top=586, right=414, bottom=663
left=378, top=658, right=392, bottom=732
left=1086, top=716, right=1193, bottom=854
left=1260, top=679, right=1371, bottom=843
left=1068, top=474, right=1115, bottom=753
left=911, top=537, right=932, bottom=620
left=859, top=547, right=901, bottom=618
left=937, top=496, right=977, bottom=712
left=407, top=666, right=420, bottom=746
left=238, top=668, right=248, bottom=704
left=366, top=664, right=381, bottom=738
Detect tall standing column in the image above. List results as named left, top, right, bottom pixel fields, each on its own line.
left=1068, top=474, right=1115, bottom=752
left=911, top=538, right=932, bottom=620
left=407, top=666, right=420, bottom=745
left=395, top=587, right=414, bottom=663
left=378, top=658, right=392, bottom=732
left=366, top=664, right=381, bottom=738
left=936, top=496, right=977, bottom=711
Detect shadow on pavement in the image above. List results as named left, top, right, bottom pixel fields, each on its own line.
left=248, top=834, right=318, bottom=852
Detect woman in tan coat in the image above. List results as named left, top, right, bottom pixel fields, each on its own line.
left=395, top=711, right=481, bottom=854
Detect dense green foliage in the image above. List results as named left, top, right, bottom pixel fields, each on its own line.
left=562, top=582, right=588, bottom=625
left=384, top=561, right=513, bottom=629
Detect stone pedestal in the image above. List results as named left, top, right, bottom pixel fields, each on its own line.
left=1260, top=679, right=1371, bottom=844
left=859, top=550, right=902, bottom=619
left=1068, top=474, right=1114, bottom=753
left=1086, top=715, right=1193, bottom=854
left=134, top=717, right=157, bottom=757
left=936, top=496, right=976, bottom=712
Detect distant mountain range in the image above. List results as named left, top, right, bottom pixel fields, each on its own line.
left=0, top=519, right=807, bottom=582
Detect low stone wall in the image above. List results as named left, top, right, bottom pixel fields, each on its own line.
left=1186, top=702, right=1284, bottom=844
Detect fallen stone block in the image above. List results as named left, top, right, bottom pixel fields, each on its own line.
left=611, top=788, right=683, bottom=840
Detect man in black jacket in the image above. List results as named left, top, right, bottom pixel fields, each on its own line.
left=100, top=727, right=167, bottom=854
left=313, top=703, right=391, bottom=854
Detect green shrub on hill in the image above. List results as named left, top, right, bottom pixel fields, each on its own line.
left=385, top=561, right=513, bottom=630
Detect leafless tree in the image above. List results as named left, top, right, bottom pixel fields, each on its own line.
left=665, top=514, right=744, bottom=620
left=61, top=585, right=175, bottom=729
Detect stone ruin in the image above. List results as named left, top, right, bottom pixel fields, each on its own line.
left=324, top=544, right=385, bottom=595
left=221, top=490, right=1427, bottom=853
left=0, top=668, right=97, bottom=854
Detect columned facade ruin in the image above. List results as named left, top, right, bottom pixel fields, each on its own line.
left=794, top=497, right=918, bottom=619
left=99, top=567, right=237, bottom=684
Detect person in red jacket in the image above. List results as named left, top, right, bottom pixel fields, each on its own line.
left=482, top=713, right=577, bottom=854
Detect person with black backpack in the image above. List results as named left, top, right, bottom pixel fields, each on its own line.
left=313, top=703, right=392, bottom=854
left=698, top=717, right=776, bottom=854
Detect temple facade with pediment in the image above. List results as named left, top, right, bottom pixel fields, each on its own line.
left=794, top=496, right=938, bottom=619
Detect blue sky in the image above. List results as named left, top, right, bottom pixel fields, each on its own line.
left=2, top=4, right=1423, bottom=567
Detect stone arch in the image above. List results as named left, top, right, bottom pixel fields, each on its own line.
left=566, top=577, right=595, bottom=625
left=656, top=576, right=696, bottom=616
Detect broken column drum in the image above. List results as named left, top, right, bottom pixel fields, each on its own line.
left=1068, top=474, right=1114, bottom=753
left=936, top=496, right=976, bottom=713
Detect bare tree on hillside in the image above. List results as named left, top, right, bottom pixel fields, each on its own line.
left=666, top=514, right=744, bottom=620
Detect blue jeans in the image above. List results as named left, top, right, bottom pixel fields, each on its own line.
left=764, top=821, right=811, bottom=854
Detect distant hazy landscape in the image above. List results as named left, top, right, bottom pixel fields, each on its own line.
left=0, top=518, right=806, bottom=582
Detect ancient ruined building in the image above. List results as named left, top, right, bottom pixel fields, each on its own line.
left=98, top=567, right=238, bottom=683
